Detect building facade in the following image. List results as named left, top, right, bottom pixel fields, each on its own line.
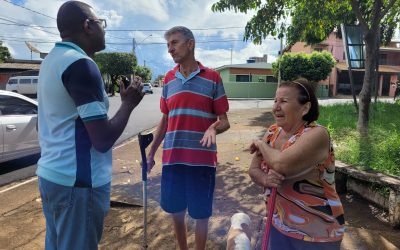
left=0, top=59, right=41, bottom=89
left=289, top=33, right=400, bottom=97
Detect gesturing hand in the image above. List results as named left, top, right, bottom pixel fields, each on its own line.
left=200, top=120, right=221, bottom=148
left=119, top=76, right=144, bottom=109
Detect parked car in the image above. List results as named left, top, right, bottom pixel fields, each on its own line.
left=142, top=83, right=153, bottom=94
left=0, top=90, right=40, bottom=163
left=5, top=75, right=39, bottom=95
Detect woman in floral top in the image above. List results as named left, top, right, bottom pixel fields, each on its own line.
left=249, top=78, right=345, bottom=250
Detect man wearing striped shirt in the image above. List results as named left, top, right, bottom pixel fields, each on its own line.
left=146, top=26, right=230, bottom=250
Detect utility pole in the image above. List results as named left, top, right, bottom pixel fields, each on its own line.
left=132, top=38, right=137, bottom=55
left=230, top=47, right=233, bottom=64
left=278, top=35, right=283, bottom=85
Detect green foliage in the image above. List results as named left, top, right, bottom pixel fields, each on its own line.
left=155, top=74, right=164, bottom=82
left=134, top=65, right=152, bottom=82
left=212, top=0, right=399, bottom=47
left=272, top=51, right=335, bottom=82
left=94, top=52, right=137, bottom=95
left=94, top=52, right=137, bottom=77
left=318, top=102, right=400, bottom=176
left=0, top=41, right=12, bottom=62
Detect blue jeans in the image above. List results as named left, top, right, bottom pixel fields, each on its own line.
left=38, top=177, right=110, bottom=250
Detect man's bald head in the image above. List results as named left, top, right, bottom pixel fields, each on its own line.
left=57, top=1, right=93, bottom=38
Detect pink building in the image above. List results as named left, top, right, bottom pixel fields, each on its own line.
left=289, top=33, right=400, bottom=97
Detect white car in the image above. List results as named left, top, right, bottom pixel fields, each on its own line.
left=0, top=90, right=40, bottom=163
left=142, top=83, right=153, bottom=94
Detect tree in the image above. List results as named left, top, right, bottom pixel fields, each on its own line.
left=94, top=52, right=137, bottom=96
left=134, top=65, right=152, bottom=82
left=272, top=51, right=336, bottom=82
left=212, top=0, right=400, bottom=135
left=0, top=41, right=12, bottom=62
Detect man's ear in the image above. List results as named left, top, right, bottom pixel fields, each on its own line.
left=188, top=39, right=195, bottom=50
left=82, top=19, right=91, bottom=34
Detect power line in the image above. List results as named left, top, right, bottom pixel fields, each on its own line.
left=105, top=27, right=244, bottom=32
left=0, top=21, right=244, bottom=32
left=0, top=38, right=245, bottom=45
left=1, top=0, right=55, bottom=20
left=0, top=17, right=58, bottom=35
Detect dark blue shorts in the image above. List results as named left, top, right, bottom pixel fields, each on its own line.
left=160, top=164, right=216, bottom=219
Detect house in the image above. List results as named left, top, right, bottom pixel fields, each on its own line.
left=215, top=60, right=329, bottom=98
left=289, top=33, right=400, bottom=97
left=215, top=62, right=278, bottom=98
left=0, top=59, right=41, bottom=89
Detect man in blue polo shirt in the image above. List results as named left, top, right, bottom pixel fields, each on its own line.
left=36, top=1, right=144, bottom=249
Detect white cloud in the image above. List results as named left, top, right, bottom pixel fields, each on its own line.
left=0, top=0, right=283, bottom=79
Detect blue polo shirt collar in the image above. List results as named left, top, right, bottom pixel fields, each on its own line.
left=55, top=42, right=88, bottom=56
left=174, top=61, right=206, bottom=84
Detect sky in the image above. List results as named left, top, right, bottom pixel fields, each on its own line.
left=0, top=0, right=283, bottom=80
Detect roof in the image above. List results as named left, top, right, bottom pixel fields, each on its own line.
left=215, top=62, right=272, bottom=71
left=0, top=62, right=41, bottom=70
left=336, top=62, right=400, bottom=73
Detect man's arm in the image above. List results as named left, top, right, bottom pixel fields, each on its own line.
left=200, top=113, right=230, bottom=148
left=146, top=114, right=168, bottom=173
left=84, top=80, right=144, bottom=153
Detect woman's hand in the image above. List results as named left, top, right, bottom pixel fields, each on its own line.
left=262, top=169, right=285, bottom=188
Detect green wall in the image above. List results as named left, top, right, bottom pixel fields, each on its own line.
left=223, top=82, right=329, bottom=98
left=218, top=68, right=329, bottom=98
left=224, top=82, right=278, bottom=98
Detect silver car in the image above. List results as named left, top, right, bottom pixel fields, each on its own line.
left=142, top=83, right=153, bottom=94
left=0, top=90, right=39, bottom=163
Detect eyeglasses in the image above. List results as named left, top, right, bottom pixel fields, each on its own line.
left=87, top=18, right=107, bottom=29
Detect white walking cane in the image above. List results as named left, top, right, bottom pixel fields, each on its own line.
left=138, top=132, right=153, bottom=249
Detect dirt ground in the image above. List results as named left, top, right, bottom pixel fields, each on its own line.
left=98, top=109, right=400, bottom=250
left=0, top=109, right=399, bottom=250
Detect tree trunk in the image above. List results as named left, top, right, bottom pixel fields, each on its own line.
left=358, top=29, right=379, bottom=136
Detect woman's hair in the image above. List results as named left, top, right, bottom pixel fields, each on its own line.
left=279, top=78, right=319, bottom=123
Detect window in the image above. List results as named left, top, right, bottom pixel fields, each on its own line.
left=20, top=79, right=31, bottom=84
left=380, top=54, right=387, bottom=65
left=8, top=79, right=18, bottom=84
left=32, top=79, right=38, bottom=84
left=0, top=96, right=37, bottom=115
left=236, top=75, right=250, bottom=82
left=314, top=48, right=323, bottom=52
left=266, top=76, right=278, bottom=83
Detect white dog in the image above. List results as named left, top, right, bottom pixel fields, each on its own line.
left=226, top=212, right=251, bottom=250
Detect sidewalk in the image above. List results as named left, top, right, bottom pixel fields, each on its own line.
left=0, top=108, right=399, bottom=249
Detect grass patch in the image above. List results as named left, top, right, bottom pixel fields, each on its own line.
left=318, top=102, right=400, bottom=176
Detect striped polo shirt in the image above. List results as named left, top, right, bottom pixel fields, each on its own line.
left=36, top=42, right=111, bottom=188
left=161, top=62, right=229, bottom=167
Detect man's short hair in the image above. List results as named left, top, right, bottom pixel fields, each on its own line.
left=57, top=1, right=92, bottom=38
left=164, top=26, right=195, bottom=41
